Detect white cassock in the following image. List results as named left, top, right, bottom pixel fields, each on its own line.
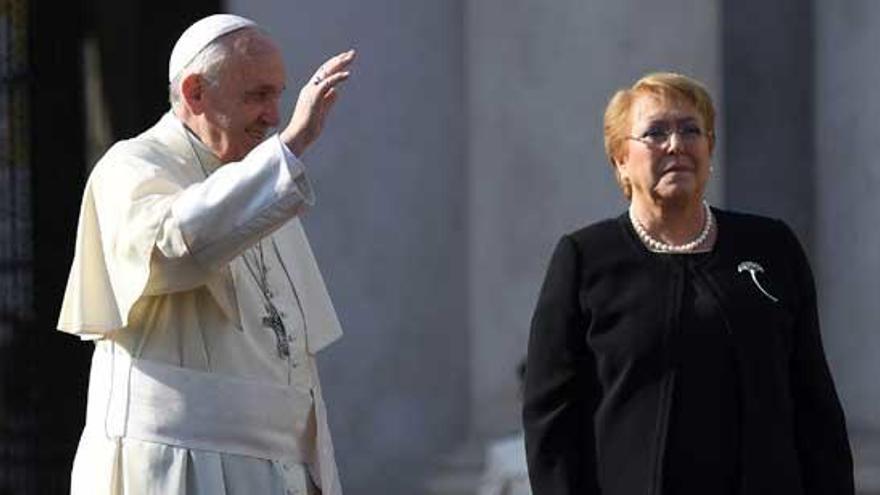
left=58, top=112, right=344, bottom=495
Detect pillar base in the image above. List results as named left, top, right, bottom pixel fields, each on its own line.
left=425, top=437, right=486, bottom=495
left=854, top=428, right=880, bottom=495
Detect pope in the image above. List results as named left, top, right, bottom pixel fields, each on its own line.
left=58, top=14, right=354, bottom=495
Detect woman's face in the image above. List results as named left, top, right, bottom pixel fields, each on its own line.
left=616, top=94, right=711, bottom=206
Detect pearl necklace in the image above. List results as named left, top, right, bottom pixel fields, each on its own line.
left=629, top=201, right=714, bottom=253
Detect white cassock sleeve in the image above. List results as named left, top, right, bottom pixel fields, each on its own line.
left=58, top=133, right=312, bottom=338
left=149, top=136, right=313, bottom=293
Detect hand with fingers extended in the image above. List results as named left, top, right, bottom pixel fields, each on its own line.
left=281, top=49, right=356, bottom=156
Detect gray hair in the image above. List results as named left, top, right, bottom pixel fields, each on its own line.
left=168, top=27, right=268, bottom=109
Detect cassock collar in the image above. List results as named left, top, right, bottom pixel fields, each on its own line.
left=165, top=112, right=224, bottom=176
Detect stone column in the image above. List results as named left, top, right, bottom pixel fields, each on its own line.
left=814, top=2, right=880, bottom=491
left=430, top=1, right=721, bottom=493
left=721, top=0, right=816, bottom=249
left=466, top=0, right=722, bottom=448
left=229, top=2, right=469, bottom=493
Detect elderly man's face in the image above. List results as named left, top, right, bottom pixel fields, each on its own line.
left=618, top=94, right=711, bottom=205
left=201, top=33, right=286, bottom=163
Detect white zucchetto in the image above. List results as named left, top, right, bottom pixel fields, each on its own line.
left=168, top=14, right=257, bottom=82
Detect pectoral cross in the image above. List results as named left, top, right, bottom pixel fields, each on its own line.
left=262, top=303, right=290, bottom=358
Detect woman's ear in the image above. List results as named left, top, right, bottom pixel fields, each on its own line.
left=613, top=157, right=632, bottom=198
left=613, top=155, right=627, bottom=174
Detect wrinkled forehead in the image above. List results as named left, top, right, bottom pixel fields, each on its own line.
left=219, top=30, right=287, bottom=82
left=227, top=28, right=280, bottom=57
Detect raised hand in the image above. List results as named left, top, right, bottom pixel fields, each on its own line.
left=281, top=49, right=356, bottom=156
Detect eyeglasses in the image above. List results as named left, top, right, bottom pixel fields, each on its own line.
left=627, top=124, right=709, bottom=147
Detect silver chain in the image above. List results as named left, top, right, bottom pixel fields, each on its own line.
left=183, top=124, right=295, bottom=358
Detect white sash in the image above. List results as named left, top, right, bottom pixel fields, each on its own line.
left=84, top=345, right=315, bottom=463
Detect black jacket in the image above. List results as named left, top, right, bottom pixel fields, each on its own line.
left=523, top=209, right=853, bottom=495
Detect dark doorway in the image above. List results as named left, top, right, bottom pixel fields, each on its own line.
left=0, top=1, right=218, bottom=492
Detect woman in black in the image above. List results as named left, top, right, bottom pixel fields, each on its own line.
left=523, top=72, right=853, bottom=494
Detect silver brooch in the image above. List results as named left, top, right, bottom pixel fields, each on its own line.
left=737, top=261, right=779, bottom=303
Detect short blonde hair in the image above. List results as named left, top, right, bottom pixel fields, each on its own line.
left=603, top=72, right=716, bottom=198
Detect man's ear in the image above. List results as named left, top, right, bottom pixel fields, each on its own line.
left=181, top=73, right=207, bottom=114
